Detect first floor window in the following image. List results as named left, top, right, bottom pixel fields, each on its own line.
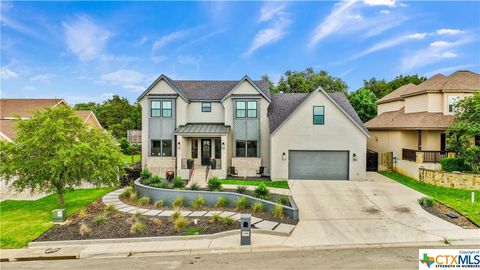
left=247, top=140, right=257, bottom=157
left=236, top=141, right=246, bottom=157
left=151, top=140, right=161, bottom=156
left=313, top=106, right=325, bottom=125
left=202, top=102, right=212, bottom=112
left=215, top=139, right=222, bottom=159
left=235, top=140, right=258, bottom=157
left=191, top=139, right=198, bottom=158
left=162, top=140, right=172, bottom=156
left=151, top=139, right=173, bottom=157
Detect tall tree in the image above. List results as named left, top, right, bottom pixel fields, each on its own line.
left=0, top=106, right=124, bottom=206
left=363, top=74, right=427, bottom=99
left=261, top=74, right=275, bottom=92
left=347, top=88, right=377, bottom=122
left=274, top=67, right=348, bottom=94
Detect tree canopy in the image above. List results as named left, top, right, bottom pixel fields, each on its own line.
left=347, top=88, right=377, bottom=122
left=271, top=67, right=348, bottom=94
left=363, top=74, right=427, bottom=99
left=0, top=106, right=124, bottom=206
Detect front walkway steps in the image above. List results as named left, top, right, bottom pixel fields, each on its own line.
left=102, top=189, right=296, bottom=235
left=186, top=166, right=208, bottom=188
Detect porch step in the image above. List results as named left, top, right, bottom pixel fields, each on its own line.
left=186, top=167, right=210, bottom=188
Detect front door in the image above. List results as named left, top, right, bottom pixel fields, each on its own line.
left=201, top=139, right=211, bottom=166
left=440, top=133, right=446, bottom=151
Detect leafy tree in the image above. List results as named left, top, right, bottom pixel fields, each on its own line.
left=363, top=74, right=427, bottom=99
left=274, top=67, right=348, bottom=94
left=347, top=88, right=377, bottom=122
left=0, top=106, right=124, bottom=206
left=261, top=74, right=275, bottom=92
left=73, top=102, right=99, bottom=114
left=446, top=93, right=480, bottom=172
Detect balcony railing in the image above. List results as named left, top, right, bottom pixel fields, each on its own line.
left=402, top=148, right=452, bottom=163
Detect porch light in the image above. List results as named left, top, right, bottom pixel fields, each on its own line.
left=177, top=141, right=181, bottom=149
left=282, top=152, right=287, bottom=160
left=352, top=153, right=357, bottom=161
left=222, top=142, right=225, bottom=149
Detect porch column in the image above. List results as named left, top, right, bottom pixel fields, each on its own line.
left=417, top=130, right=422, bottom=151
left=176, top=135, right=183, bottom=173
left=221, top=135, right=227, bottom=177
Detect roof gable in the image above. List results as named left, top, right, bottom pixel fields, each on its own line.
left=137, top=74, right=188, bottom=102
left=221, top=75, right=271, bottom=102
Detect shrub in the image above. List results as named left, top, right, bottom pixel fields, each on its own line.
left=152, top=180, right=170, bottom=189
left=254, top=183, right=270, bottom=200
left=144, top=175, right=162, bottom=185
left=236, top=185, right=247, bottom=194
left=140, top=168, right=152, bottom=180
left=252, top=202, right=264, bottom=213
left=130, top=221, right=145, bottom=234
left=172, top=196, right=184, bottom=208
left=440, top=157, right=469, bottom=172
left=186, top=227, right=202, bottom=235
left=236, top=197, right=248, bottom=210
left=94, top=214, right=108, bottom=225
left=79, top=223, right=91, bottom=236
left=191, top=196, right=206, bottom=210
left=418, top=197, right=435, bottom=207
left=222, top=216, right=235, bottom=226
left=121, top=186, right=134, bottom=198
left=215, top=196, right=229, bottom=208
left=133, top=211, right=143, bottom=220
left=174, top=217, right=189, bottom=231
left=154, top=200, right=164, bottom=208
left=190, top=182, right=200, bottom=191
left=78, top=208, right=87, bottom=218
left=272, top=204, right=283, bottom=219
left=137, top=196, right=151, bottom=206
left=278, top=196, right=290, bottom=206
left=172, top=177, right=185, bottom=189
left=171, top=210, right=182, bottom=221
left=210, top=213, right=222, bottom=223
left=119, top=138, right=132, bottom=155
left=207, top=177, right=223, bottom=191
left=104, top=205, right=119, bottom=216
left=129, top=192, right=137, bottom=202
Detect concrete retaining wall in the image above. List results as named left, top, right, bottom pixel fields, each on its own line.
left=419, top=168, right=479, bottom=190
left=134, top=179, right=299, bottom=220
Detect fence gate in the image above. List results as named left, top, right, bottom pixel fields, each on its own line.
left=366, top=149, right=378, bottom=171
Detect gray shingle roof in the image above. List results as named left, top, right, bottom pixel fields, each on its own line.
left=175, top=123, right=230, bottom=134
left=267, top=91, right=367, bottom=134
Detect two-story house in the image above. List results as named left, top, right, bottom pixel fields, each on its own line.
left=138, top=75, right=368, bottom=182
left=365, top=70, right=479, bottom=178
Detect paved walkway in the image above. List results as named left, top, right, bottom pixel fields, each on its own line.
left=102, top=189, right=296, bottom=234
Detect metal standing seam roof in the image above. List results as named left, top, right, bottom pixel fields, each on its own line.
left=175, top=123, right=231, bottom=134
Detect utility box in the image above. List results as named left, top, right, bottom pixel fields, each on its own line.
left=240, top=214, right=251, bottom=245
left=52, top=209, right=66, bottom=223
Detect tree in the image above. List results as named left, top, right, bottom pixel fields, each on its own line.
left=347, top=88, right=377, bottom=122
left=363, top=74, right=427, bottom=99
left=73, top=102, right=99, bottom=114
left=274, top=67, right=348, bottom=94
left=0, top=106, right=124, bottom=206
left=446, top=93, right=480, bottom=172
left=261, top=74, right=275, bottom=92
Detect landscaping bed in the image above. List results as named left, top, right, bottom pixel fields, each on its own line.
left=420, top=200, right=478, bottom=229
left=35, top=199, right=238, bottom=242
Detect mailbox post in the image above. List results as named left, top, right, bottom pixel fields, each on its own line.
left=240, top=214, right=251, bottom=245
left=52, top=209, right=66, bottom=223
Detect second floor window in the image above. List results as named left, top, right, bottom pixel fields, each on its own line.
left=313, top=106, right=325, bottom=125
left=202, top=102, right=211, bottom=112
left=236, top=101, right=246, bottom=118
left=151, top=99, right=173, bottom=117
left=151, top=101, right=161, bottom=117
left=448, top=96, right=459, bottom=113
left=162, top=100, right=172, bottom=117
left=236, top=100, right=257, bottom=118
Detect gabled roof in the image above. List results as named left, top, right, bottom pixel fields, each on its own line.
left=377, top=83, right=416, bottom=104
left=365, top=107, right=454, bottom=130
left=0, top=99, right=65, bottom=118
left=137, top=74, right=271, bottom=102
left=268, top=89, right=369, bottom=136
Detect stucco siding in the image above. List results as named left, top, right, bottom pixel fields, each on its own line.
left=270, top=91, right=367, bottom=180
left=405, top=94, right=428, bottom=113
left=148, top=80, right=177, bottom=95
left=187, top=102, right=224, bottom=123
left=378, top=100, right=404, bottom=114
left=427, top=93, right=443, bottom=113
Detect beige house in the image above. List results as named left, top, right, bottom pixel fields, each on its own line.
left=0, top=98, right=103, bottom=142
left=365, top=70, right=480, bottom=178
left=138, top=75, right=368, bottom=183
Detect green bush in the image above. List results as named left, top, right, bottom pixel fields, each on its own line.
left=272, top=204, right=284, bottom=219
left=207, top=177, right=223, bottom=191
left=137, top=196, right=150, bottom=206
left=254, top=183, right=270, bottom=200
left=104, top=205, right=118, bottom=215
left=236, top=185, right=247, bottom=194
left=278, top=196, right=290, bottom=206
left=172, top=177, right=185, bottom=189
left=418, top=197, right=435, bottom=207
left=140, top=168, right=152, bottom=180
left=210, top=213, right=222, bottom=223
left=152, top=179, right=170, bottom=189
left=145, top=175, right=162, bottom=185
left=440, top=157, right=469, bottom=172
left=236, top=197, right=248, bottom=210
left=171, top=210, right=182, bottom=221
left=154, top=200, right=164, bottom=208
left=119, top=138, right=132, bottom=155
left=94, top=214, right=108, bottom=225
left=174, top=217, right=189, bottom=231
left=172, top=196, right=184, bottom=209
left=222, top=216, right=235, bottom=226
left=191, top=196, right=206, bottom=210
left=252, top=202, right=264, bottom=213
left=130, top=221, right=145, bottom=234
left=185, top=227, right=202, bottom=235
left=190, top=182, right=200, bottom=190
left=215, top=196, right=229, bottom=208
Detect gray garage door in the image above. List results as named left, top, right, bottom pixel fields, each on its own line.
left=288, top=150, right=349, bottom=180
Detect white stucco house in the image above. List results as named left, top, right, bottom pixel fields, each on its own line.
left=138, top=74, right=368, bottom=181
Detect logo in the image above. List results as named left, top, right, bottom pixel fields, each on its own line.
left=419, top=249, right=480, bottom=269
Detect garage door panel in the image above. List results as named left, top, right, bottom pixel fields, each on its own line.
left=289, top=150, right=349, bottom=180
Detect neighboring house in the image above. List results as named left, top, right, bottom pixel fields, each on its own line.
left=365, top=70, right=480, bottom=178
left=138, top=74, right=368, bottom=181
left=0, top=98, right=103, bottom=142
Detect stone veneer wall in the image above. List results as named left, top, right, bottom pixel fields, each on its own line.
left=419, top=168, right=479, bottom=190
left=145, top=157, right=176, bottom=178
left=231, top=157, right=262, bottom=177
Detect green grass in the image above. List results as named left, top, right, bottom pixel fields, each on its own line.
left=379, top=171, right=480, bottom=226
left=121, top=154, right=141, bottom=164
left=0, top=188, right=112, bottom=249
left=219, top=179, right=289, bottom=189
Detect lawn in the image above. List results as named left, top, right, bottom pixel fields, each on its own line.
left=0, top=188, right=112, bottom=248
left=379, top=171, right=480, bottom=226
left=122, top=153, right=141, bottom=164
left=219, top=179, right=289, bottom=189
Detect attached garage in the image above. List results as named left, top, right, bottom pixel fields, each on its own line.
left=288, top=150, right=349, bottom=180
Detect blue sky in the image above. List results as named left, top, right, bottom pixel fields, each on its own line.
left=1, top=1, right=479, bottom=104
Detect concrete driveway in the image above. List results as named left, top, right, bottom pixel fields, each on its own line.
left=284, top=172, right=479, bottom=247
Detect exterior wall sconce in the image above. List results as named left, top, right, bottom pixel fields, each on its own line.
left=222, top=142, right=225, bottom=149
left=177, top=141, right=181, bottom=149
left=352, top=153, right=357, bottom=161
left=375, top=136, right=378, bottom=142
left=282, top=152, right=287, bottom=160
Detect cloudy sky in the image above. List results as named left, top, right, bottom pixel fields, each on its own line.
left=1, top=1, right=479, bottom=104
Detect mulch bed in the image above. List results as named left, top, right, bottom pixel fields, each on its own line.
left=421, top=201, right=478, bottom=229
left=35, top=199, right=238, bottom=242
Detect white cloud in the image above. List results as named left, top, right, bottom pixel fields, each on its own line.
left=135, top=36, right=148, bottom=46
left=424, top=64, right=475, bottom=77
left=259, top=2, right=287, bottom=22
left=62, top=15, right=111, bottom=61
left=0, top=67, right=18, bottom=79
left=436, top=28, right=466, bottom=35
left=30, top=73, right=56, bottom=83
left=244, top=17, right=291, bottom=57
left=177, top=55, right=203, bottom=68
left=152, top=28, right=197, bottom=52
left=351, top=32, right=426, bottom=60
left=100, top=70, right=146, bottom=92
left=151, top=55, right=168, bottom=64
left=23, top=85, right=36, bottom=91
left=379, top=10, right=390, bottom=14
left=364, top=0, right=396, bottom=6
